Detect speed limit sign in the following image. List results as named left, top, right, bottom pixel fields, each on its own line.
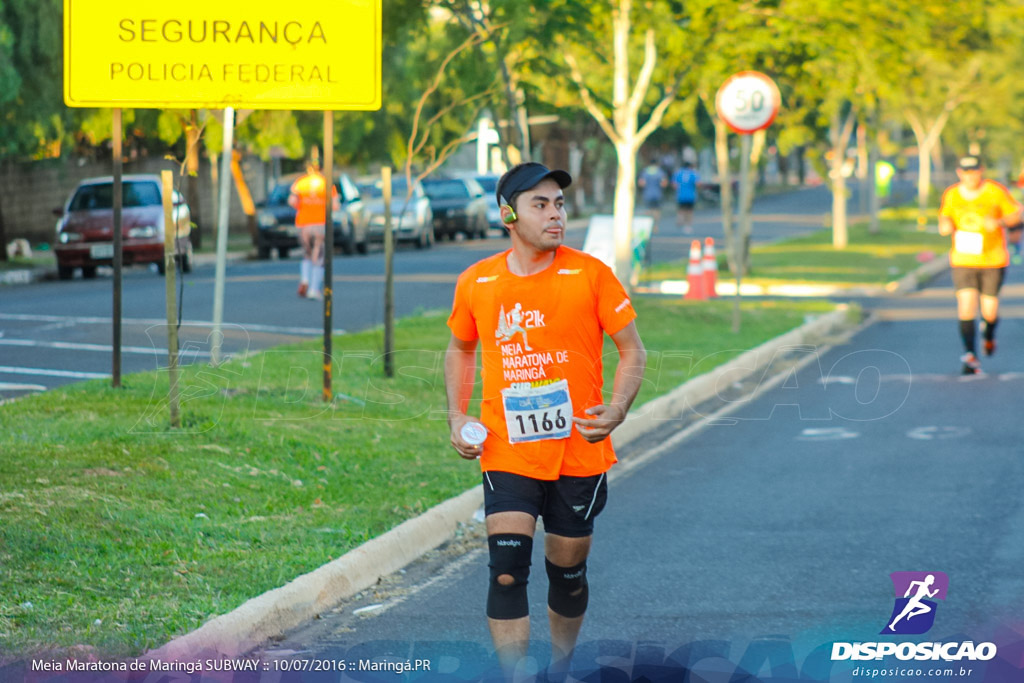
left=715, top=71, right=781, bottom=134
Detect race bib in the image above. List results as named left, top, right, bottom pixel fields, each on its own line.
left=954, top=231, right=984, bottom=255
left=501, top=379, right=573, bottom=444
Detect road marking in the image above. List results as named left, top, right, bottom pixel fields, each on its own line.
left=611, top=332, right=850, bottom=483
left=797, top=427, right=860, bottom=441
left=0, top=365, right=109, bottom=379
left=0, top=382, right=48, bottom=391
left=907, top=426, right=972, bottom=440
left=0, top=313, right=327, bottom=336
left=0, top=338, right=210, bottom=357
left=818, top=376, right=856, bottom=385
left=187, top=273, right=459, bottom=284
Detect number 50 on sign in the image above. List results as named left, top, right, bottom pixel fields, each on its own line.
left=715, top=71, right=781, bottom=135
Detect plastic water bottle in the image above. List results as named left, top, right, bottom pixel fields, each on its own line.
left=460, top=421, right=488, bottom=446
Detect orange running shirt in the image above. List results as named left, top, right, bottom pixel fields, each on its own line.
left=290, top=172, right=331, bottom=228
left=447, top=246, right=637, bottom=480
left=939, top=180, right=1021, bottom=268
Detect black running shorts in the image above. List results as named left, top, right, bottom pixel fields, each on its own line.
left=951, top=267, right=1005, bottom=297
left=482, top=470, right=608, bottom=538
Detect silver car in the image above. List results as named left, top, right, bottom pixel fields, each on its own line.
left=359, top=177, right=434, bottom=249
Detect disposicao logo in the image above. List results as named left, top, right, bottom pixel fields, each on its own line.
left=881, top=571, right=948, bottom=635
left=831, top=571, right=997, bottom=663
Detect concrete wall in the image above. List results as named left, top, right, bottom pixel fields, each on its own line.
left=0, top=155, right=271, bottom=246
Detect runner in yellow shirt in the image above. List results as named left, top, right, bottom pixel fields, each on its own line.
left=938, top=156, right=1022, bottom=374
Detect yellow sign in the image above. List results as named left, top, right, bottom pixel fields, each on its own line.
left=64, top=0, right=381, bottom=110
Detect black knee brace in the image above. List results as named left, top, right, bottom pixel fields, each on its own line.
left=487, top=534, right=533, bottom=619
left=546, top=558, right=589, bottom=618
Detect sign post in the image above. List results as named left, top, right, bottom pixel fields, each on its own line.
left=715, top=71, right=780, bottom=333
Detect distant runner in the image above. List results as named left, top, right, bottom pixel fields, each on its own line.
left=938, top=156, right=1022, bottom=374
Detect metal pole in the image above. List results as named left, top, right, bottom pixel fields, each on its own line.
left=161, top=171, right=181, bottom=428
left=323, top=111, right=334, bottom=402
left=734, top=133, right=752, bottom=334
left=211, top=107, right=235, bottom=366
left=383, top=167, right=394, bottom=378
left=112, top=108, right=123, bottom=388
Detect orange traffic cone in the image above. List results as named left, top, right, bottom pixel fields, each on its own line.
left=702, top=237, right=719, bottom=298
left=684, top=239, right=705, bottom=300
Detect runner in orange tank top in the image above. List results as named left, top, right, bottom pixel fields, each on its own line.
left=445, top=163, right=646, bottom=678
left=938, top=156, right=1022, bottom=374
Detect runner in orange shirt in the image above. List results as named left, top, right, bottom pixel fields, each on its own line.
left=288, top=160, right=339, bottom=300
left=445, top=162, right=647, bottom=678
left=938, top=156, right=1022, bottom=374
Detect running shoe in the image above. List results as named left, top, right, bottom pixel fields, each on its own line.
left=306, top=290, right=323, bottom=301
left=983, top=339, right=996, bottom=357
left=961, top=353, right=981, bottom=375
left=297, top=282, right=308, bottom=298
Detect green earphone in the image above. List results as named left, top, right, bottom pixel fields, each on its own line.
left=502, top=206, right=517, bottom=223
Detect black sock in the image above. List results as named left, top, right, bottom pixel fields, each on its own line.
left=959, top=319, right=976, bottom=355
left=982, top=317, right=998, bottom=342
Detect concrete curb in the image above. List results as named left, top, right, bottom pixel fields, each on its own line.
left=146, top=485, right=484, bottom=661
left=642, top=256, right=949, bottom=298
left=146, top=304, right=860, bottom=662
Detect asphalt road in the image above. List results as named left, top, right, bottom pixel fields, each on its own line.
left=0, top=183, right=864, bottom=403
left=256, top=264, right=1024, bottom=682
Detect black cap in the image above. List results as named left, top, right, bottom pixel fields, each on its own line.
left=495, top=162, right=572, bottom=207
left=958, top=156, right=982, bottom=171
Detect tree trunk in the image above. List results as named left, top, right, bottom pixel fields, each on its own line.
left=932, top=138, right=945, bottom=189
left=829, top=108, right=857, bottom=250
left=737, top=130, right=765, bottom=274
left=857, top=120, right=869, bottom=217
left=716, top=119, right=736, bottom=274
left=832, top=171, right=848, bottom=250
left=917, top=143, right=931, bottom=222
left=0, top=191, right=8, bottom=263
left=906, top=107, right=953, bottom=228
left=613, top=138, right=637, bottom=287
left=868, top=125, right=881, bottom=235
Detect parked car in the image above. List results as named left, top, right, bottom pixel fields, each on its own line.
left=358, top=177, right=434, bottom=249
left=255, top=173, right=369, bottom=259
left=421, top=177, right=489, bottom=241
left=53, top=174, right=192, bottom=280
left=473, top=173, right=506, bottom=233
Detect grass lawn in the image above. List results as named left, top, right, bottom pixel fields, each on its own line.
left=0, top=297, right=839, bottom=660
left=643, top=207, right=950, bottom=287
left=0, top=251, right=55, bottom=272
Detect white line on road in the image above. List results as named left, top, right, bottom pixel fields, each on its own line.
left=0, top=382, right=48, bottom=391
left=0, top=338, right=211, bottom=357
left=0, top=366, right=110, bottom=380
left=0, top=313, right=328, bottom=336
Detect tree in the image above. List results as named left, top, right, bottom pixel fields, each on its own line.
left=380, top=22, right=496, bottom=376
left=563, top=0, right=690, bottom=286
left=889, top=1, right=1007, bottom=221
left=690, top=0, right=806, bottom=273
left=0, top=0, right=67, bottom=259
